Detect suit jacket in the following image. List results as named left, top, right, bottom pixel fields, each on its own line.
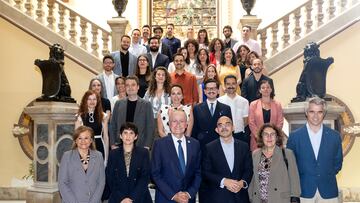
left=106, top=146, right=152, bottom=203
left=110, top=51, right=137, bottom=76
left=287, top=125, right=343, bottom=199
left=248, top=99, right=284, bottom=151
left=151, top=135, right=202, bottom=203
left=202, top=138, right=253, bottom=203
left=110, top=98, right=155, bottom=148
left=192, top=101, right=232, bottom=152
left=225, top=38, right=238, bottom=49
left=249, top=146, right=301, bottom=203
left=95, top=72, right=119, bottom=99
left=147, top=52, right=170, bottom=70
left=146, top=43, right=173, bottom=62
left=58, top=149, right=105, bottom=203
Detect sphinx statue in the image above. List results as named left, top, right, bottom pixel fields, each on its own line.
left=292, top=42, right=334, bottom=102
left=34, top=43, right=75, bottom=103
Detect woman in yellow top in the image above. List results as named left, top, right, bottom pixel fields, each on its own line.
left=217, top=48, right=241, bottom=95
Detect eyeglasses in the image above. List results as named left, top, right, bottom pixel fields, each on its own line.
left=262, top=132, right=276, bottom=138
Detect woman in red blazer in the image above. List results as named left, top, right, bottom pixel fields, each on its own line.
left=248, top=80, right=284, bottom=151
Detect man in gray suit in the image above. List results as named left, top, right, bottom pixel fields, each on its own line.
left=110, top=35, right=137, bottom=77
left=223, top=25, right=238, bottom=49
left=95, top=55, right=119, bottom=100
left=110, top=75, right=155, bottom=150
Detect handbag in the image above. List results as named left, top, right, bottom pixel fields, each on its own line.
left=282, top=148, right=301, bottom=203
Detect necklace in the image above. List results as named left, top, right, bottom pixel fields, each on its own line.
left=88, top=112, right=94, bottom=123
left=80, top=152, right=90, bottom=165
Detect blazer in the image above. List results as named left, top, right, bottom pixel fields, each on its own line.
left=287, top=125, right=343, bottom=199
left=110, top=98, right=155, bottom=148
left=95, top=72, right=119, bottom=99
left=146, top=43, right=173, bottom=62
left=225, top=38, right=238, bottom=49
left=110, top=51, right=137, bottom=76
left=248, top=99, right=284, bottom=151
left=192, top=101, right=232, bottom=152
left=147, top=52, right=170, bottom=70
left=151, top=135, right=202, bottom=203
left=58, top=149, right=105, bottom=203
left=249, top=146, right=301, bottom=203
left=202, top=138, right=253, bottom=203
left=106, top=146, right=152, bottom=203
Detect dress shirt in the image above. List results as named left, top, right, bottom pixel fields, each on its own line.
left=218, top=94, right=249, bottom=133
left=150, top=52, right=159, bottom=68
left=129, top=42, right=147, bottom=57
left=102, top=71, right=115, bottom=101
left=220, top=137, right=235, bottom=172
left=206, top=99, right=217, bottom=115
left=232, top=38, right=262, bottom=56
left=170, top=71, right=199, bottom=105
left=306, top=123, right=323, bottom=160
left=171, top=134, right=187, bottom=164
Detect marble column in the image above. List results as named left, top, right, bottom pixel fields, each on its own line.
left=107, top=17, right=129, bottom=52
left=239, top=16, right=262, bottom=40
left=24, top=102, right=78, bottom=203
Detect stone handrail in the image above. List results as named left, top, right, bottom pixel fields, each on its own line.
left=257, top=0, right=359, bottom=60
left=4, top=0, right=111, bottom=60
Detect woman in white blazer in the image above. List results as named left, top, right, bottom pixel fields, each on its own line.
left=58, top=126, right=105, bottom=203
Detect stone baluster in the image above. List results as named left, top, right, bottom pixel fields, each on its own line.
left=69, top=12, right=77, bottom=43
left=58, top=5, right=66, bottom=36
left=270, top=23, right=279, bottom=56
left=305, top=2, right=313, bottom=34
left=102, top=32, right=110, bottom=56
left=259, top=31, right=267, bottom=60
left=14, top=0, right=23, bottom=10
left=316, top=0, right=324, bottom=26
left=340, top=0, right=347, bottom=12
left=47, top=0, right=55, bottom=30
left=36, top=0, right=44, bottom=23
left=79, top=18, right=88, bottom=50
left=328, top=0, right=336, bottom=19
left=91, top=24, right=99, bottom=57
left=293, top=9, right=302, bottom=41
left=282, top=16, right=290, bottom=48
left=25, top=0, right=33, bottom=16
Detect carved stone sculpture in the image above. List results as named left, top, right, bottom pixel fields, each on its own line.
left=112, top=0, right=128, bottom=17
left=292, top=42, right=334, bottom=102
left=34, top=43, right=76, bottom=103
left=241, top=0, right=256, bottom=16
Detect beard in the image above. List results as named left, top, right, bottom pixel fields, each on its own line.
left=121, top=45, right=129, bottom=51
left=150, top=46, right=159, bottom=52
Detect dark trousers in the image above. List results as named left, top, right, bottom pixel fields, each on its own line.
left=233, top=125, right=251, bottom=148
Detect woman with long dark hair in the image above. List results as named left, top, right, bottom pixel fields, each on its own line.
left=217, top=48, right=241, bottom=95
left=135, top=54, right=152, bottom=97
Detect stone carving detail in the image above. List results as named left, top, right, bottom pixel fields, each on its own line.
left=241, top=0, right=256, bottom=16
left=34, top=44, right=75, bottom=103
left=292, top=42, right=334, bottom=102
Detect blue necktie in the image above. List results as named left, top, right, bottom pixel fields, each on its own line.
left=210, top=103, right=214, bottom=116
left=177, top=140, right=186, bottom=174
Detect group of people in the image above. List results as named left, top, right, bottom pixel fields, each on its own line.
left=57, top=23, right=343, bottom=203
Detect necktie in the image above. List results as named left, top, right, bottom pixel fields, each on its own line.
left=177, top=140, right=186, bottom=174
left=210, top=103, right=214, bottom=116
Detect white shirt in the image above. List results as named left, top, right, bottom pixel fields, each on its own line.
left=233, top=38, right=262, bottom=56
left=171, top=134, right=187, bottom=164
left=129, top=42, right=147, bottom=57
left=206, top=99, right=217, bottom=115
left=218, top=94, right=249, bottom=133
left=150, top=52, right=159, bottom=68
left=306, top=123, right=323, bottom=160
left=103, top=71, right=115, bottom=101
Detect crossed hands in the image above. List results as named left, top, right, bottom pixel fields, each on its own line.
left=224, top=178, right=244, bottom=193
left=173, top=191, right=190, bottom=203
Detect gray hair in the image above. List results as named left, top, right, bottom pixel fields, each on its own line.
left=305, top=96, right=327, bottom=114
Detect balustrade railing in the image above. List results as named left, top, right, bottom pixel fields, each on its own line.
left=257, top=0, right=359, bottom=59
left=4, top=0, right=111, bottom=59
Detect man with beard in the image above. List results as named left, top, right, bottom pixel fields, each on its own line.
left=111, top=35, right=137, bottom=76
left=149, top=26, right=173, bottom=61
left=141, top=24, right=151, bottom=46
left=162, top=23, right=181, bottom=59
left=241, top=58, right=274, bottom=103
left=95, top=55, right=119, bottom=100
left=223, top=25, right=238, bottom=49
left=218, top=75, right=250, bottom=146
left=192, top=78, right=232, bottom=203
left=146, top=36, right=170, bottom=70
left=202, top=115, right=253, bottom=203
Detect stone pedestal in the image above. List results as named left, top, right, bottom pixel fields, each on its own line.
left=239, top=16, right=262, bottom=40
left=283, top=100, right=345, bottom=132
left=107, top=17, right=129, bottom=52
left=24, top=102, right=78, bottom=203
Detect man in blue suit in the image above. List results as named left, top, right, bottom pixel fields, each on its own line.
left=151, top=110, right=202, bottom=203
left=147, top=36, right=170, bottom=70
left=287, top=96, right=343, bottom=203
left=202, top=115, right=253, bottom=203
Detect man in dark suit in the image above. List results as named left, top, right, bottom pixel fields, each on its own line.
left=152, top=25, right=173, bottom=61
left=287, top=96, right=343, bottom=202
left=151, top=110, right=202, bottom=203
left=147, top=36, right=170, bottom=70
left=202, top=115, right=253, bottom=203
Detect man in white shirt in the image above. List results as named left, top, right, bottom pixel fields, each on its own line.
left=129, top=29, right=147, bottom=57
left=232, top=25, right=262, bottom=56
left=218, top=74, right=250, bottom=145
left=96, top=55, right=119, bottom=100
left=146, top=36, right=170, bottom=70
left=140, top=24, right=151, bottom=46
